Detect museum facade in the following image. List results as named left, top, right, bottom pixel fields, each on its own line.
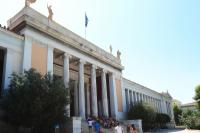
left=0, top=6, right=174, bottom=122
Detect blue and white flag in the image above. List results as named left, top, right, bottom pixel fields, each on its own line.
left=85, top=13, right=89, bottom=27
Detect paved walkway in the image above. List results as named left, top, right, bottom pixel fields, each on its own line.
left=152, top=128, right=200, bottom=133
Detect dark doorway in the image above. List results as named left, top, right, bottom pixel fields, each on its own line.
left=106, top=74, right=111, bottom=117
left=96, top=76, right=102, bottom=116
left=0, top=49, right=5, bottom=97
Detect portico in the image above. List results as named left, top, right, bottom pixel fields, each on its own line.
left=51, top=48, right=120, bottom=119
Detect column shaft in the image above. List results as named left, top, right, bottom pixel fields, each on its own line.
left=130, top=90, right=133, bottom=107
left=133, top=91, right=136, bottom=105
left=4, top=49, right=13, bottom=89
left=63, top=53, right=70, bottom=88
left=63, top=53, right=70, bottom=117
left=127, top=90, right=130, bottom=111
left=109, top=73, right=118, bottom=118
left=91, top=65, right=98, bottom=117
left=101, top=69, right=109, bottom=117
left=47, top=46, right=54, bottom=75
left=22, top=35, right=32, bottom=71
left=79, top=60, right=85, bottom=118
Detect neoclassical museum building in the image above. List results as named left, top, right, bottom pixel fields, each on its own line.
left=0, top=6, right=174, bottom=123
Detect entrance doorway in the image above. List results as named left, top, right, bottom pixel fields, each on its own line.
left=0, top=49, right=5, bottom=96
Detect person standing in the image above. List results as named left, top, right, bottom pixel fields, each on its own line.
left=94, top=120, right=100, bottom=133
left=114, top=123, right=124, bottom=133
left=130, top=124, right=137, bottom=133
left=87, top=118, right=93, bottom=133
left=126, top=124, right=131, bottom=133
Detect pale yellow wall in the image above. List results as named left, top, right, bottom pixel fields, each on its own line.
left=31, top=43, right=47, bottom=75
left=116, top=79, right=123, bottom=112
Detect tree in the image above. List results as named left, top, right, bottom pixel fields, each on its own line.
left=173, top=104, right=182, bottom=125
left=155, top=113, right=171, bottom=128
left=194, top=85, right=200, bottom=110
left=128, top=102, right=156, bottom=131
left=2, top=69, right=69, bottom=133
left=180, top=109, right=200, bottom=129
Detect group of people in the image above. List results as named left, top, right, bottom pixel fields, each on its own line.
left=114, top=123, right=137, bottom=133
left=87, top=117, right=101, bottom=133
left=98, top=117, right=119, bottom=128
left=87, top=117, right=138, bottom=133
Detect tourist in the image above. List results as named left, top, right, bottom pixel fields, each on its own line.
left=126, top=124, right=131, bottom=133
left=131, top=124, right=137, bottom=133
left=94, top=120, right=101, bottom=133
left=114, top=123, right=124, bottom=133
left=87, top=117, right=93, bottom=133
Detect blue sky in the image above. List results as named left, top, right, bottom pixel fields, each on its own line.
left=1, top=0, right=200, bottom=104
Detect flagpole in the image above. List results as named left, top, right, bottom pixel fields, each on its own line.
left=85, top=25, right=86, bottom=39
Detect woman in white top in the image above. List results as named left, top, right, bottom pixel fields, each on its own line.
left=114, top=123, right=124, bottom=133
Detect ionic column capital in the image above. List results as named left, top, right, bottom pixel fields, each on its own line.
left=102, top=68, right=107, bottom=73
left=64, top=53, right=71, bottom=58
left=91, top=64, right=97, bottom=69
left=48, top=45, right=54, bottom=50
left=79, top=59, right=86, bottom=64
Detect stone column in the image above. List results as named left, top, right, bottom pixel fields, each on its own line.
left=133, top=91, right=136, bottom=105
left=126, top=89, right=130, bottom=111
left=22, top=35, right=32, bottom=71
left=4, top=49, right=13, bottom=90
left=159, top=100, right=162, bottom=113
left=109, top=73, right=118, bottom=118
left=63, top=53, right=70, bottom=117
left=74, top=80, right=79, bottom=116
left=138, top=93, right=141, bottom=102
left=130, top=90, right=133, bottom=107
left=136, top=92, right=138, bottom=102
left=78, top=59, right=85, bottom=119
left=143, top=94, right=145, bottom=102
left=101, top=69, right=109, bottom=117
left=91, top=64, right=98, bottom=117
left=86, top=84, right=91, bottom=117
left=144, top=95, right=147, bottom=102
left=63, top=53, right=70, bottom=88
left=149, top=96, right=151, bottom=103
left=47, top=46, right=54, bottom=75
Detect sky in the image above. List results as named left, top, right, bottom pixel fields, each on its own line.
left=0, top=0, right=200, bottom=104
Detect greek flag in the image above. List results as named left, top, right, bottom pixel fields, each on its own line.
left=85, top=13, right=89, bottom=27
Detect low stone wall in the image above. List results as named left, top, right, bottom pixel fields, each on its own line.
left=60, top=117, right=82, bottom=133
left=121, top=119, right=143, bottom=133
left=166, top=121, right=176, bottom=129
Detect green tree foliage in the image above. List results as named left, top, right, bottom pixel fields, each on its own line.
left=128, top=102, right=156, bottom=130
left=181, top=110, right=200, bottom=129
left=155, top=113, right=171, bottom=128
left=194, top=85, right=200, bottom=110
left=173, top=104, right=182, bottom=125
left=1, top=69, right=69, bottom=133
left=128, top=102, right=171, bottom=131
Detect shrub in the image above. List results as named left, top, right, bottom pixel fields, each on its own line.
left=173, top=104, right=182, bottom=125
left=180, top=110, right=200, bottom=129
left=128, top=102, right=156, bottom=131
left=1, top=69, right=69, bottom=133
left=194, top=85, right=200, bottom=110
left=155, top=113, right=171, bottom=128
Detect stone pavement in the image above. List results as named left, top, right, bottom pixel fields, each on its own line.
left=151, top=128, right=200, bottom=133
